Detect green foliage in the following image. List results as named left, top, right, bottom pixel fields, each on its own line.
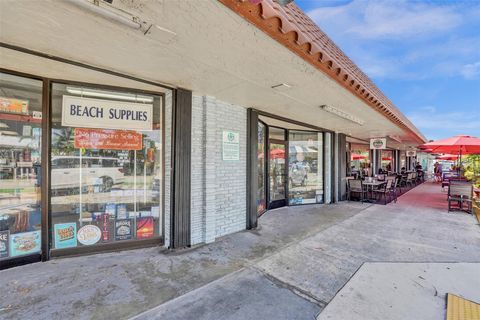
left=463, top=155, right=480, bottom=187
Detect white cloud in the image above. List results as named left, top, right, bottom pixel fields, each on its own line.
left=307, top=0, right=462, bottom=40
left=407, top=108, right=480, bottom=140
left=304, top=0, right=480, bottom=81
left=461, top=61, right=480, bottom=79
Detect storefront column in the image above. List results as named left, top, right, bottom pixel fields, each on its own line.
left=371, top=149, right=381, bottom=175
left=171, top=88, right=192, bottom=249
left=324, top=132, right=333, bottom=203
left=246, top=109, right=259, bottom=229
left=334, top=133, right=347, bottom=202
left=394, top=150, right=401, bottom=173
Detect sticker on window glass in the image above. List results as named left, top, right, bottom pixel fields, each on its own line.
left=0, top=230, right=10, bottom=258
left=136, top=217, right=154, bottom=239
left=115, top=219, right=133, bottom=241
left=54, top=223, right=77, bottom=249
left=77, top=225, right=101, bottom=246
left=10, top=231, right=41, bottom=257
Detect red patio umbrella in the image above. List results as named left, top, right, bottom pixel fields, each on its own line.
left=421, top=135, right=480, bottom=171
left=436, top=154, right=459, bottom=161
left=351, top=153, right=367, bottom=160
left=270, top=148, right=285, bottom=159
left=420, top=135, right=480, bottom=155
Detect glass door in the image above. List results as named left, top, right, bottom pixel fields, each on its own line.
left=268, top=141, right=287, bottom=209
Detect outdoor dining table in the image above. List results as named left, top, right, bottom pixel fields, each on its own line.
left=362, top=179, right=386, bottom=202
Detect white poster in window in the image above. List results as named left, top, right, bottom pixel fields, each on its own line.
left=62, top=95, right=153, bottom=131
left=222, top=131, right=240, bottom=161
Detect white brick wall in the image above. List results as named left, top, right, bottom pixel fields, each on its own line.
left=190, top=95, right=247, bottom=245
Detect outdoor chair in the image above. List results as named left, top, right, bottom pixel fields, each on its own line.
left=406, top=173, right=414, bottom=188
left=373, top=178, right=396, bottom=204
left=411, top=172, right=417, bottom=186
left=448, top=182, right=473, bottom=213
left=347, top=179, right=366, bottom=202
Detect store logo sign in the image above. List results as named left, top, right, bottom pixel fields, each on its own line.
left=406, top=150, right=417, bottom=157
left=370, top=138, right=386, bottom=150
left=62, top=95, right=153, bottom=131
left=77, top=225, right=101, bottom=246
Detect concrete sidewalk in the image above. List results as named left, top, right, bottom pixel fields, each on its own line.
left=1, top=182, right=479, bottom=320
left=0, top=201, right=365, bottom=320
left=317, top=262, right=480, bottom=320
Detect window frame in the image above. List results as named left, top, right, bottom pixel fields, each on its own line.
left=0, top=68, right=167, bottom=265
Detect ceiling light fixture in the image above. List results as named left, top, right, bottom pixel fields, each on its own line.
left=271, top=83, right=292, bottom=92
left=66, top=87, right=154, bottom=103
left=65, top=0, right=177, bottom=43
left=66, top=0, right=143, bottom=29
left=320, top=104, right=365, bottom=126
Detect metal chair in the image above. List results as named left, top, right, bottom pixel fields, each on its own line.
left=373, top=178, right=395, bottom=204
left=347, top=179, right=366, bottom=202
left=448, top=182, right=473, bottom=213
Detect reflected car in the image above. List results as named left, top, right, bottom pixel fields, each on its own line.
left=51, top=156, right=125, bottom=192
left=289, top=162, right=308, bottom=187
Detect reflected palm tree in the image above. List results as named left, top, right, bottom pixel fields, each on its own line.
left=52, top=128, right=74, bottom=155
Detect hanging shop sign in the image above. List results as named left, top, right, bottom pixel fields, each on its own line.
left=54, top=223, right=77, bottom=249
left=0, top=230, right=9, bottom=258
left=0, top=96, right=29, bottom=114
left=9, top=231, right=41, bottom=257
left=406, top=150, right=417, bottom=157
left=74, top=128, right=143, bottom=150
left=370, top=138, right=387, bottom=150
left=62, top=95, right=153, bottom=131
left=222, top=130, right=240, bottom=161
left=77, top=225, right=102, bottom=246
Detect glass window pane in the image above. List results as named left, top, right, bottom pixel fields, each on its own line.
left=269, top=127, right=285, bottom=140
left=269, top=143, right=286, bottom=201
left=257, top=123, right=266, bottom=214
left=380, top=150, right=394, bottom=173
left=0, top=72, right=43, bottom=260
left=288, top=131, right=323, bottom=204
left=50, top=83, right=162, bottom=250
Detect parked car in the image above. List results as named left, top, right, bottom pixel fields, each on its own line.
left=289, top=162, right=308, bottom=187
left=51, top=156, right=125, bottom=192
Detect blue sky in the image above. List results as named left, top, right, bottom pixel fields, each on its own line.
left=295, top=0, right=480, bottom=141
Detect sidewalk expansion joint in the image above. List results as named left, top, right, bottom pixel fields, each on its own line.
left=252, top=266, right=328, bottom=308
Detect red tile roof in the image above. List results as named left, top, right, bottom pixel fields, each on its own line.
left=219, top=0, right=427, bottom=144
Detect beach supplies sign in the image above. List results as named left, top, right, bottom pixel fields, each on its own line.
left=62, top=95, right=152, bottom=131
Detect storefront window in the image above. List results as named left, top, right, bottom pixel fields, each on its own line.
left=0, top=72, right=43, bottom=261
left=288, top=131, right=323, bottom=204
left=257, top=122, right=266, bottom=214
left=381, top=150, right=394, bottom=173
left=350, top=144, right=370, bottom=177
left=50, top=83, right=162, bottom=250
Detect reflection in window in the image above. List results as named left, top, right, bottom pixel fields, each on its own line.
left=50, top=83, right=162, bottom=250
left=288, top=131, right=323, bottom=204
left=257, top=123, right=266, bottom=215
left=0, top=72, right=43, bottom=261
left=381, top=150, right=394, bottom=173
